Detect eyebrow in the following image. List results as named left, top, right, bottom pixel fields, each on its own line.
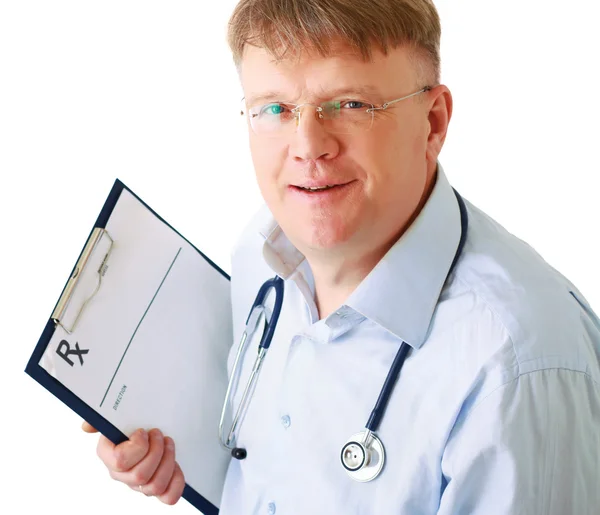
left=245, top=85, right=383, bottom=106
left=244, top=92, right=286, bottom=107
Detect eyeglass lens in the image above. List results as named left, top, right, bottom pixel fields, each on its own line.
left=249, top=101, right=375, bottom=135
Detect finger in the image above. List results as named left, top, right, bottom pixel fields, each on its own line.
left=111, top=428, right=165, bottom=486
left=157, top=461, right=186, bottom=506
left=81, top=421, right=98, bottom=433
left=99, top=428, right=149, bottom=473
left=138, top=437, right=176, bottom=497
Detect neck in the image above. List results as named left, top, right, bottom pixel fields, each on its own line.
left=307, top=242, right=390, bottom=319
left=306, top=171, right=437, bottom=319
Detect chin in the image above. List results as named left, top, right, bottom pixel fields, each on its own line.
left=286, top=219, right=356, bottom=253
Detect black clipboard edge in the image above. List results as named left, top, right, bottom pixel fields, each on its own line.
left=25, top=178, right=227, bottom=515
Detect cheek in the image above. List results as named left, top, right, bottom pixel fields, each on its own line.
left=368, top=120, right=426, bottom=171
left=249, top=138, right=284, bottom=197
left=351, top=129, right=404, bottom=186
left=354, top=123, right=427, bottom=202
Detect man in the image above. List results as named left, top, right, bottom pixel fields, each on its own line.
left=83, top=0, right=600, bottom=513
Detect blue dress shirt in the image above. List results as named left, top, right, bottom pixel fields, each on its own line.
left=219, top=164, right=600, bottom=514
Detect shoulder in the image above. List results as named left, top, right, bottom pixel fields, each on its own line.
left=444, top=198, right=600, bottom=387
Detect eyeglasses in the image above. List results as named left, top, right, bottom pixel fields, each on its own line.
left=242, top=86, right=431, bottom=137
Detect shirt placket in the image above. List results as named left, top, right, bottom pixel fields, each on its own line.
left=266, top=307, right=366, bottom=514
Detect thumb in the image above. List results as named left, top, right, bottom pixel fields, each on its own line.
left=81, top=421, right=98, bottom=433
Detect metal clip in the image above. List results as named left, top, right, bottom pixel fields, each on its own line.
left=51, top=228, right=114, bottom=334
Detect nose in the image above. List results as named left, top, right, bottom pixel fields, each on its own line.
left=289, top=104, right=340, bottom=162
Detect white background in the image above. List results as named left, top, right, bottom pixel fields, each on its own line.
left=1, top=1, right=598, bottom=514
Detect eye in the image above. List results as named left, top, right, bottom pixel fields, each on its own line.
left=341, top=100, right=368, bottom=109
left=321, top=100, right=369, bottom=116
left=259, top=103, right=289, bottom=117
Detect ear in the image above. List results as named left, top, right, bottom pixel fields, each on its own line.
left=425, top=85, right=453, bottom=164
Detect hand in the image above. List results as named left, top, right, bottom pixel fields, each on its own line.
left=82, top=421, right=185, bottom=505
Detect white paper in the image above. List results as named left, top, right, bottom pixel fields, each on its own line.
left=40, top=188, right=232, bottom=509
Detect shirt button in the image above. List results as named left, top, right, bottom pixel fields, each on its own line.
left=281, top=415, right=291, bottom=428
left=267, top=502, right=276, bottom=514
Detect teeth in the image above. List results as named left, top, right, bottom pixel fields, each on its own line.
left=301, top=185, right=335, bottom=191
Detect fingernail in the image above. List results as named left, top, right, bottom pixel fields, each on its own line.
left=166, top=438, right=175, bottom=451
left=138, top=429, right=149, bottom=441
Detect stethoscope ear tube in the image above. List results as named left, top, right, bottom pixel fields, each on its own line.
left=220, top=276, right=285, bottom=459
left=246, top=276, right=284, bottom=351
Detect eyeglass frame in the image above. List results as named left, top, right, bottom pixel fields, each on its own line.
left=241, top=85, right=433, bottom=135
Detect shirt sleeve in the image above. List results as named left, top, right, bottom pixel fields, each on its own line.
left=437, top=368, right=600, bottom=515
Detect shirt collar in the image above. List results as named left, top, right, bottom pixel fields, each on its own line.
left=258, top=163, right=463, bottom=349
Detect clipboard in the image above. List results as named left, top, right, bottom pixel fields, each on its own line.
left=25, top=179, right=233, bottom=514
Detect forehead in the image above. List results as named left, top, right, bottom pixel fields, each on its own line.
left=240, top=43, right=417, bottom=104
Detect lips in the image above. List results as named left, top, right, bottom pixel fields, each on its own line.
left=295, top=184, right=338, bottom=192
left=287, top=180, right=357, bottom=204
left=292, top=180, right=351, bottom=191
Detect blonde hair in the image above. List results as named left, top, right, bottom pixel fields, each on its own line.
left=227, top=0, right=442, bottom=84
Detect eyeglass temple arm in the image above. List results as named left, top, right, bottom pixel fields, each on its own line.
left=375, top=86, right=433, bottom=111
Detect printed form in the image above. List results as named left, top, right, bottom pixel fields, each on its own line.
left=39, top=189, right=233, bottom=510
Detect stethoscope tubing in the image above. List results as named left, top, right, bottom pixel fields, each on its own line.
left=221, top=189, right=469, bottom=478
left=367, top=189, right=467, bottom=433
left=219, top=276, right=284, bottom=451
left=247, top=276, right=284, bottom=351
left=365, top=341, right=412, bottom=432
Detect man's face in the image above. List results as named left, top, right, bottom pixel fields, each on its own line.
left=240, top=43, right=439, bottom=257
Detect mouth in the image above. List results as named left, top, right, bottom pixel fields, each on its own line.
left=293, top=184, right=340, bottom=192
left=287, top=180, right=357, bottom=203
left=291, top=180, right=354, bottom=192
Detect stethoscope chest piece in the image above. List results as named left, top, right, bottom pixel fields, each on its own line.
left=341, top=431, right=385, bottom=482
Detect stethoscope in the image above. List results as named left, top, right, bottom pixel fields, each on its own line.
left=219, top=189, right=468, bottom=482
